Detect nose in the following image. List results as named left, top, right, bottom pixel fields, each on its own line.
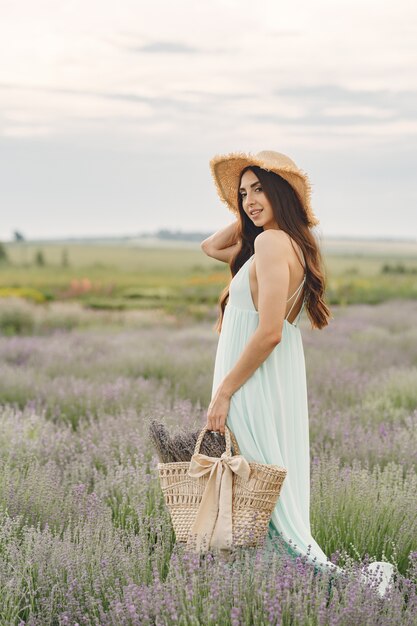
left=245, top=190, right=255, bottom=206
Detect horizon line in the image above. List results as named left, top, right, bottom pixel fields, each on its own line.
left=2, top=231, right=417, bottom=245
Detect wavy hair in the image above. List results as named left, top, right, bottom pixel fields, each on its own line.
left=214, top=165, right=331, bottom=333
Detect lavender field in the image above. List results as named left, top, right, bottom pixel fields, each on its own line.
left=0, top=297, right=417, bottom=625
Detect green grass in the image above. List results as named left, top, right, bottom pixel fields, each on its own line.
left=1, top=238, right=416, bottom=315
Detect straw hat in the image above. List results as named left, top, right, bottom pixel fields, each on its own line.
left=209, top=150, right=319, bottom=227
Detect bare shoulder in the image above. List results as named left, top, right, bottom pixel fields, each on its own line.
left=254, top=229, right=291, bottom=259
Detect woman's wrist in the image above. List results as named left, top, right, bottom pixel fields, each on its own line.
left=218, top=379, right=234, bottom=399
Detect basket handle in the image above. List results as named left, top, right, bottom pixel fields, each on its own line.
left=193, top=425, right=241, bottom=457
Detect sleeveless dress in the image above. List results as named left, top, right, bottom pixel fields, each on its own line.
left=210, top=249, right=394, bottom=597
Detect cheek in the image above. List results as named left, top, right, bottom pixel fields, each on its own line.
left=262, top=196, right=272, bottom=212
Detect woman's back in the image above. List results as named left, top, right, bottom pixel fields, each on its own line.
left=247, top=232, right=307, bottom=325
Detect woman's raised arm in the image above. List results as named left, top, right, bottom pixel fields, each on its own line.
left=200, top=220, right=241, bottom=264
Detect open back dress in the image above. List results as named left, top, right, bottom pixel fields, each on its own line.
left=210, top=238, right=394, bottom=596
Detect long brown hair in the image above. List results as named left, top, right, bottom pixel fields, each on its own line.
left=214, top=165, right=331, bottom=333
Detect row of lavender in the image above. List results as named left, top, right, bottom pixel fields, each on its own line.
left=0, top=298, right=416, bottom=624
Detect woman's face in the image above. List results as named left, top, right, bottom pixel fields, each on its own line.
left=239, top=169, right=279, bottom=230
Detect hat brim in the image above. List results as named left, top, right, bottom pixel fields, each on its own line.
left=209, top=151, right=319, bottom=227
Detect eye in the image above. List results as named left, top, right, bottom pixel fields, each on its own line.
left=240, top=186, right=262, bottom=198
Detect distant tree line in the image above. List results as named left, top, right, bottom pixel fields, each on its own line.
left=381, top=263, right=417, bottom=274
left=153, top=229, right=212, bottom=242
left=0, top=239, right=70, bottom=267
left=0, top=242, right=8, bottom=263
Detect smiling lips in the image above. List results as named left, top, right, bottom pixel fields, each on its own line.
left=250, top=209, right=263, bottom=218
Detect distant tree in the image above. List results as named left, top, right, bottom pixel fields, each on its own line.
left=35, top=249, right=45, bottom=266
left=0, top=241, right=8, bottom=263
left=61, top=248, right=69, bottom=267
left=155, top=228, right=212, bottom=242
left=13, top=230, right=25, bottom=242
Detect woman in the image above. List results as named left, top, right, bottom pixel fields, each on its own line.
left=201, top=150, right=394, bottom=597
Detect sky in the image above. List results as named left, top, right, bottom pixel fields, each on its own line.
left=1, top=0, right=416, bottom=241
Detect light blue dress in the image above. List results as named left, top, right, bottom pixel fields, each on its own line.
left=210, top=252, right=394, bottom=596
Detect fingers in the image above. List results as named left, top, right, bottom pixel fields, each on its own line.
left=205, top=416, right=225, bottom=435
left=213, top=416, right=226, bottom=436
left=206, top=409, right=216, bottom=432
left=208, top=416, right=217, bottom=433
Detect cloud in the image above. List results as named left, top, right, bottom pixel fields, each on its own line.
left=265, top=84, right=417, bottom=127
left=278, top=83, right=416, bottom=108
left=126, top=40, right=202, bottom=54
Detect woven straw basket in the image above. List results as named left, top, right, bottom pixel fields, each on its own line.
left=157, top=425, right=287, bottom=551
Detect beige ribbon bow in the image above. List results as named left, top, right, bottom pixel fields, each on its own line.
left=186, top=450, right=251, bottom=553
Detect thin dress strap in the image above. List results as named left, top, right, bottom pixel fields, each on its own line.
left=285, top=238, right=306, bottom=325
left=293, top=294, right=306, bottom=326
left=285, top=276, right=306, bottom=321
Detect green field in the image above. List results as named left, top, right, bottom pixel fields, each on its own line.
left=1, top=238, right=416, bottom=320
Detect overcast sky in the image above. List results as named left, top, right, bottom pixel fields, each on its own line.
left=1, top=0, right=416, bottom=241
